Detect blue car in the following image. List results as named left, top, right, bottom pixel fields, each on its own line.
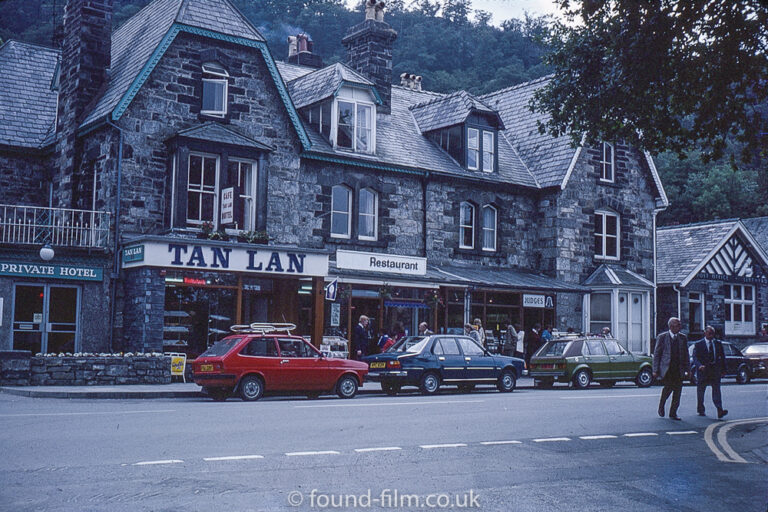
left=363, top=335, right=525, bottom=395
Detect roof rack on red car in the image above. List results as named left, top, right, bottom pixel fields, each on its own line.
left=230, top=322, right=297, bottom=334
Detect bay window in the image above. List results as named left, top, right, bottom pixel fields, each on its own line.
left=229, top=159, right=256, bottom=231
left=187, top=153, right=219, bottom=225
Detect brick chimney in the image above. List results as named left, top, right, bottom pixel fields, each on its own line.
left=56, top=0, right=113, bottom=207
left=342, top=0, right=397, bottom=114
left=287, top=33, right=324, bottom=69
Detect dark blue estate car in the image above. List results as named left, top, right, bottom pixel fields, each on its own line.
left=363, top=335, right=525, bottom=395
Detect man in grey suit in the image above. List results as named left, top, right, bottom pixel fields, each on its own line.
left=653, top=317, right=689, bottom=420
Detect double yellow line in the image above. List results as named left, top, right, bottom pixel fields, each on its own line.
left=704, top=417, right=767, bottom=463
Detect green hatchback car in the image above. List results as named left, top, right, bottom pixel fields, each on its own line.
left=529, top=336, right=653, bottom=389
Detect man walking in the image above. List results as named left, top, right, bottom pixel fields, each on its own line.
left=352, top=315, right=371, bottom=360
left=693, top=326, right=728, bottom=419
left=653, top=317, right=689, bottom=420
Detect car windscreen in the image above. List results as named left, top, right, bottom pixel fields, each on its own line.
left=390, top=336, right=427, bottom=353
left=200, top=336, right=243, bottom=356
left=537, top=341, right=570, bottom=357
left=744, top=344, right=768, bottom=355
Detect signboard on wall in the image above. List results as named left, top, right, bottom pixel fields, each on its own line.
left=523, top=294, right=554, bottom=308
left=220, top=187, right=235, bottom=226
left=0, top=261, right=103, bottom=281
left=121, top=241, right=328, bottom=277
left=725, top=321, right=754, bottom=336
left=123, top=245, right=145, bottom=263
left=330, top=303, right=340, bottom=327
left=336, top=250, right=427, bottom=276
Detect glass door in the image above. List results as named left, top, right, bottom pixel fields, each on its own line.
left=47, top=286, right=79, bottom=354
left=12, top=285, right=45, bottom=354
left=12, top=284, right=80, bottom=354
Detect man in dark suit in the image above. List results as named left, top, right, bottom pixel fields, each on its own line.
left=653, top=317, right=689, bottom=420
left=693, top=325, right=728, bottom=419
left=352, top=315, right=370, bottom=360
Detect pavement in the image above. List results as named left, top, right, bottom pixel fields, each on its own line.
left=0, top=375, right=538, bottom=399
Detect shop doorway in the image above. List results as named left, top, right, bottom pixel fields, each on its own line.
left=12, top=284, right=80, bottom=354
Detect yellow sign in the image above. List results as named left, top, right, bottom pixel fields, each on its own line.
left=167, top=352, right=187, bottom=381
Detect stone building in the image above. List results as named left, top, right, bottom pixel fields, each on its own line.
left=656, top=218, right=768, bottom=347
left=0, top=0, right=668, bottom=357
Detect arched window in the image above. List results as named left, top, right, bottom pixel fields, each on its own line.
left=595, top=210, right=619, bottom=259
left=202, top=62, right=229, bottom=117
left=331, top=185, right=352, bottom=238
left=459, top=202, right=475, bottom=249
left=358, top=188, right=378, bottom=240
left=482, top=205, right=497, bottom=251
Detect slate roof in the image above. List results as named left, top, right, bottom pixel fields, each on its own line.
left=656, top=220, right=741, bottom=284
left=0, top=41, right=60, bottom=149
left=743, top=216, right=768, bottom=254
left=172, top=122, right=273, bottom=150
left=276, top=61, right=315, bottom=83
left=81, top=0, right=265, bottom=129
left=409, top=90, right=502, bottom=133
left=583, top=264, right=653, bottom=288
left=286, top=63, right=375, bottom=110
left=481, top=77, right=578, bottom=189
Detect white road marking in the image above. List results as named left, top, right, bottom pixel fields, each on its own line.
left=666, top=431, right=698, bottom=435
left=285, top=451, right=340, bottom=457
left=419, top=443, right=468, bottom=449
left=579, top=435, right=617, bottom=440
left=132, top=459, right=183, bottom=466
left=560, top=394, right=658, bottom=400
left=0, top=409, right=175, bottom=418
left=295, top=399, right=485, bottom=409
left=624, top=433, right=658, bottom=437
left=480, top=440, right=522, bottom=445
left=203, top=455, right=264, bottom=461
left=705, top=417, right=768, bottom=464
left=533, top=437, right=571, bottom=442
left=354, top=447, right=402, bottom=453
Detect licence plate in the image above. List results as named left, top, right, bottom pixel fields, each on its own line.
left=540, top=364, right=554, bottom=369
left=200, top=364, right=214, bottom=372
left=370, top=362, right=386, bottom=369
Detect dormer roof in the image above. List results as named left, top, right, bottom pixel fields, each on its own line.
left=409, top=90, right=504, bottom=133
left=286, top=62, right=379, bottom=110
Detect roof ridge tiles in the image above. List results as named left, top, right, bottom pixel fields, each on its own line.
left=480, top=74, right=553, bottom=99
left=1, top=39, right=60, bottom=54
left=408, top=89, right=473, bottom=110
left=657, top=218, right=741, bottom=231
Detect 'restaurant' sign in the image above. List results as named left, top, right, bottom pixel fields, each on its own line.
left=0, top=261, right=103, bottom=281
left=336, top=250, right=426, bottom=276
left=121, top=241, right=328, bottom=277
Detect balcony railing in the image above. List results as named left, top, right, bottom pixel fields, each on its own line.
left=0, top=204, right=112, bottom=249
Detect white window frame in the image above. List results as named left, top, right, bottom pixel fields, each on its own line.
left=595, top=210, right=620, bottom=260
left=228, top=158, right=257, bottom=232
left=482, top=130, right=495, bottom=172
left=459, top=202, right=475, bottom=249
left=332, top=96, right=376, bottom=154
left=358, top=188, right=378, bottom=241
left=186, top=152, right=220, bottom=228
left=330, top=185, right=352, bottom=239
left=201, top=62, right=229, bottom=117
left=600, top=142, right=614, bottom=182
left=467, top=128, right=479, bottom=170
left=688, top=292, right=704, bottom=334
left=724, top=284, right=755, bottom=336
left=481, top=204, right=497, bottom=252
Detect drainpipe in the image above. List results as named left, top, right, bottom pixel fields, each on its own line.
left=652, top=208, right=660, bottom=338
left=106, top=119, right=123, bottom=353
left=672, top=285, right=681, bottom=321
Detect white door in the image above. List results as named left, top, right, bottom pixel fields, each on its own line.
left=629, top=292, right=644, bottom=353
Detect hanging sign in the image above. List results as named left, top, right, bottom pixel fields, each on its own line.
left=220, top=187, right=235, bottom=226
left=325, top=278, right=338, bottom=301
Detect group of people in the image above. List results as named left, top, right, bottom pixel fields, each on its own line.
left=653, top=317, right=728, bottom=420
left=351, top=316, right=435, bottom=359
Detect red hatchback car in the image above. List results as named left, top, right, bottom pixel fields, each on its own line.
left=192, top=324, right=368, bottom=401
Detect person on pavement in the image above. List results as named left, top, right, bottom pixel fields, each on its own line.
left=525, top=324, right=541, bottom=368
left=418, top=322, right=434, bottom=336
left=473, top=318, right=486, bottom=348
left=465, top=323, right=481, bottom=345
left=653, top=317, right=689, bottom=420
left=693, top=326, right=728, bottom=419
left=352, top=315, right=370, bottom=360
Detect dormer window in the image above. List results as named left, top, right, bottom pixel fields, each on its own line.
left=201, top=62, right=228, bottom=117
left=306, top=101, right=332, bottom=139
left=467, top=128, right=479, bottom=170
left=336, top=100, right=373, bottom=153
left=467, top=127, right=495, bottom=172
left=483, top=131, right=495, bottom=172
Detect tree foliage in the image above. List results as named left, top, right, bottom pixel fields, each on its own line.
left=534, top=0, right=768, bottom=162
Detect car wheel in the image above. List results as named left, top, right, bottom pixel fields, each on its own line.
left=497, top=370, right=516, bottom=392
left=535, top=379, right=554, bottom=389
left=736, top=365, right=750, bottom=385
left=239, top=375, right=264, bottom=401
left=419, top=372, right=440, bottom=395
left=205, top=387, right=229, bottom=401
left=573, top=369, right=591, bottom=389
left=457, top=384, right=476, bottom=393
left=635, top=367, right=653, bottom=388
left=599, top=381, right=615, bottom=388
left=381, top=381, right=400, bottom=396
left=336, top=375, right=358, bottom=399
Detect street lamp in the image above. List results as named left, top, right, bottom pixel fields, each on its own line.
left=40, top=244, right=55, bottom=261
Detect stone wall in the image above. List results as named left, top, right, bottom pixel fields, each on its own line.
left=0, top=351, right=31, bottom=385
left=29, top=354, right=171, bottom=385
left=120, top=266, right=166, bottom=352
left=0, top=151, right=51, bottom=206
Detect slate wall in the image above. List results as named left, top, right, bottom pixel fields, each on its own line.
left=0, top=151, right=50, bottom=206
left=29, top=354, right=171, bottom=385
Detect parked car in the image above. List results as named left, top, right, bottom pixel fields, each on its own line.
left=687, top=340, right=751, bottom=385
left=192, top=323, right=368, bottom=401
left=529, top=337, right=653, bottom=389
left=362, top=335, right=524, bottom=395
left=742, top=343, right=768, bottom=380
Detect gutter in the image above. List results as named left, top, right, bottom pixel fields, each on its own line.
left=106, top=120, right=124, bottom=352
